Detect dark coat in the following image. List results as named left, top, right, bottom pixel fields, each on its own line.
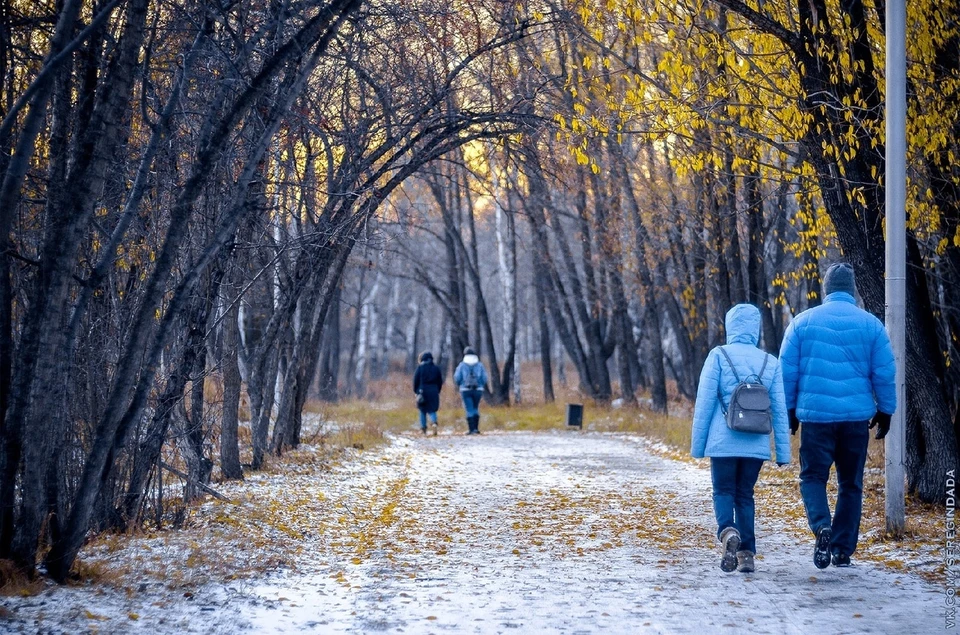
left=413, top=361, right=443, bottom=413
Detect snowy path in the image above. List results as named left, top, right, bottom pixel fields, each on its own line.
left=1, top=431, right=947, bottom=634
left=237, top=432, right=942, bottom=634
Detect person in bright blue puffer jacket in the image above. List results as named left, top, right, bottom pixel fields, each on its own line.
left=691, top=303, right=791, bottom=574
left=779, top=262, right=896, bottom=570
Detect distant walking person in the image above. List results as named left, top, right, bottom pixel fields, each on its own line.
left=454, top=346, right=488, bottom=435
left=779, top=263, right=896, bottom=569
left=413, top=351, right=443, bottom=435
left=691, top=304, right=791, bottom=573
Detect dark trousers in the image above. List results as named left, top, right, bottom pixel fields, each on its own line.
left=710, top=457, right=764, bottom=553
left=460, top=390, right=483, bottom=418
left=799, top=421, right=870, bottom=556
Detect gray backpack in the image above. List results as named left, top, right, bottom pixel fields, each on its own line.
left=462, top=363, right=479, bottom=391
left=716, top=347, right=773, bottom=434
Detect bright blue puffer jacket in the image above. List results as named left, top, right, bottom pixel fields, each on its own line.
left=778, top=292, right=896, bottom=422
left=691, top=304, right=791, bottom=463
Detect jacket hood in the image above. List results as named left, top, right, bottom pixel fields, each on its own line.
left=725, top=303, right=761, bottom=346
left=463, top=354, right=480, bottom=365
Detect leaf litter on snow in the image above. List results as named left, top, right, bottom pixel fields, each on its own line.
left=0, top=416, right=416, bottom=633
left=0, top=422, right=946, bottom=634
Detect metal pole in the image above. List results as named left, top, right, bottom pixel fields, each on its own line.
left=884, top=0, right=906, bottom=536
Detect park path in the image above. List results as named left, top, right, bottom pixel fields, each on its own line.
left=0, top=431, right=947, bottom=634
left=236, top=431, right=944, bottom=634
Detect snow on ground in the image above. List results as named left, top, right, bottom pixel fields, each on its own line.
left=1, top=430, right=949, bottom=634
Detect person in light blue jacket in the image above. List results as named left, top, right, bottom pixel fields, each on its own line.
left=779, top=262, right=896, bottom=569
left=692, top=303, right=791, bottom=574
left=454, top=346, right=488, bottom=435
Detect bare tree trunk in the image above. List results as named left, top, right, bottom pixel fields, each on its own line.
left=744, top=170, right=777, bottom=352
left=494, top=156, right=518, bottom=404
left=121, top=288, right=210, bottom=529
left=614, top=142, right=666, bottom=412
left=521, top=148, right=597, bottom=398
left=379, top=277, right=400, bottom=378
left=592, top=166, right=637, bottom=405
left=405, top=297, right=421, bottom=373
left=572, top=170, right=612, bottom=401
left=353, top=270, right=380, bottom=398
left=534, top=260, right=555, bottom=403
left=317, top=284, right=342, bottom=402
left=721, top=142, right=745, bottom=304
left=220, top=282, right=244, bottom=480
left=769, top=166, right=793, bottom=346
left=10, top=0, right=149, bottom=571
left=252, top=345, right=280, bottom=470
left=429, top=173, right=469, bottom=357
left=345, top=264, right=367, bottom=394
left=291, top=245, right=353, bottom=445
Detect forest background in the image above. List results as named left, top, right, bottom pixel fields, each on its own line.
left=0, top=0, right=958, bottom=583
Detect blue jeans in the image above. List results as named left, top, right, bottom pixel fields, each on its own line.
left=799, top=421, right=869, bottom=556
left=460, top=390, right=483, bottom=417
left=711, top=457, right=764, bottom=553
left=419, top=411, right=437, bottom=430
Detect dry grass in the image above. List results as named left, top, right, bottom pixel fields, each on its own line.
left=308, top=366, right=694, bottom=442
left=0, top=559, right=45, bottom=597
left=308, top=388, right=694, bottom=455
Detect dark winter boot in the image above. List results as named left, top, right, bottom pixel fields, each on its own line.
left=468, top=415, right=480, bottom=434
left=831, top=552, right=851, bottom=567
left=465, top=416, right=472, bottom=434
left=814, top=526, right=832, bottom=569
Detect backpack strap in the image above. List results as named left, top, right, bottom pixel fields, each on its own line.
left=715, top=346, right=740, bottom=415
left=717, top=346, right=741, bottom=382
left=756, top=353, right=769, bottom=385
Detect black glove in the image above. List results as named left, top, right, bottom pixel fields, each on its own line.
left=788, top=409, right=800, bottom=436
left=870, top=412, right=892, bottom=440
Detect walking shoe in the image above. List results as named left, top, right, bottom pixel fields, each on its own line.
left=814, top=526, right=832, bottom=569
left=467, top=414, right=481, bottom=434
left=421, top=427, right=427, bottom=435
left=432, top=421, right=438, bottom=436
left=736, top=550, right=755, bottom=573
left=719, top=527, right=741, bottom=573
left=831, top=552, right=851, bottom=567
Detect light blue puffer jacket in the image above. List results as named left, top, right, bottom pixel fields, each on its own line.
left=691, top=304, right=791, bottom=463
left=778, top=292, right=896, bottom=423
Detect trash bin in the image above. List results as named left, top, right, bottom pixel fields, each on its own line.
left=566, top=403, right=583, bottom=429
